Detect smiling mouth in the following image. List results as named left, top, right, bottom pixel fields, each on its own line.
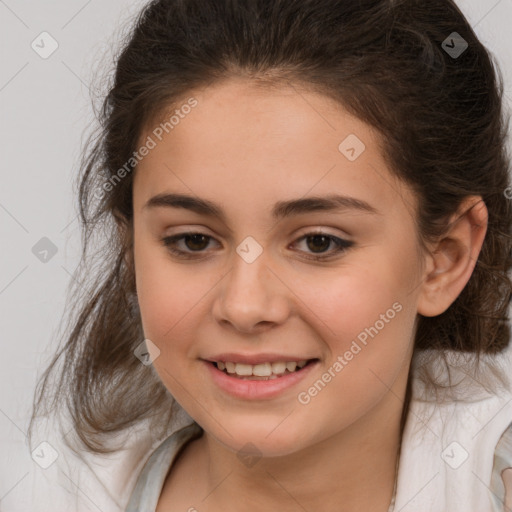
left=211, top=359, right=319, bottom=380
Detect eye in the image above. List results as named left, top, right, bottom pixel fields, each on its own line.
left=291, top=232, right=354, bottom=261
left=161, top=232, right=217, bottom=258
left=160, top=231, right=354, bottom=261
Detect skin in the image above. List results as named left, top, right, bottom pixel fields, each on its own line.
left=130, top=78, right=488, bottom=511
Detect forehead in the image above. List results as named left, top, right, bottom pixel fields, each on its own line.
left=133, top=78, right=417, bottom=223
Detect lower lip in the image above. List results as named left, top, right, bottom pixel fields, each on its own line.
left=203, top=360, right=319, bottom=400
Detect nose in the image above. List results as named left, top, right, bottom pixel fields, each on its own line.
left=212, top=250, right=291, bottom=334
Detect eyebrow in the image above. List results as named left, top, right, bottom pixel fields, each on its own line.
left=143, top=193, right=380, bottom=220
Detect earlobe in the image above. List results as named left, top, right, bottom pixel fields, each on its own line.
left=417, top=196, right=488, bottom=317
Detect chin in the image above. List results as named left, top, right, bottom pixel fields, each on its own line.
left=206, top=417, right=310, bottom=458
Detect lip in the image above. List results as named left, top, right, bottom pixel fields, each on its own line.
left=203, top=359, right=320, bottom=400
left=204, top=353, right=316, bottom=365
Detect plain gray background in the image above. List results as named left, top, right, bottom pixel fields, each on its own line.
left=1, top=0, right=512, bottom=506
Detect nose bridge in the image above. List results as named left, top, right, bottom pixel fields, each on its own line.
left=213, top=241, right=289, bottom=332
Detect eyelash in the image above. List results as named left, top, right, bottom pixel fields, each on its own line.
left=160, top=231, right=354, bottom=261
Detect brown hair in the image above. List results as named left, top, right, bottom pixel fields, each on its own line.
left=29, top=0, right=512, bottom=454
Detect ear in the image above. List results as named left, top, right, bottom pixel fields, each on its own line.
left=417, top=196, right=488, bottom=317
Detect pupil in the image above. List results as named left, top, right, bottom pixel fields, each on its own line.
left=307, top=235, right=329, bottom=253
left=186, top=234, right=208, bottom=251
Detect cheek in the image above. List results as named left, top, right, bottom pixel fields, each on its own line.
left=134, top=238, right=184, bottom=346
left=292, top=271, right=414, bottom=431
left=294, top=259, right=416, bottom=395
left=297, top=260, right=408, bottom=344
left=134, top=239, right=219, bottom=364
left=134, top=248, right=206, bottom=401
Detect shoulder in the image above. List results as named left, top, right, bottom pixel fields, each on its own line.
left=490, top=420, right=512, bottom=512
left=126, top=422, right=203, bottom=512
left=21, top=414, right=173, bottom=512
left=393, top=351, right=512, bottom=511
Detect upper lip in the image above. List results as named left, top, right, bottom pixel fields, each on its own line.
left=204, top=353, right=318, bottom=365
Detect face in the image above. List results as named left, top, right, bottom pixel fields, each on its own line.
left=132, top=78, right=425, bottom=457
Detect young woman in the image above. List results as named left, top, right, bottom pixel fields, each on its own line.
left=28, top=1, right=512, bottom=510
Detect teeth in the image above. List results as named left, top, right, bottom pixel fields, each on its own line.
left=253, top=363, right=272, bottom=377
left=234, top=363, right=253, bottom=376
left=271, top=362, right=287, bottom=374
left=286, top=362, right=297, bottom=372
left=216, top=360, right=309, bottom=377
